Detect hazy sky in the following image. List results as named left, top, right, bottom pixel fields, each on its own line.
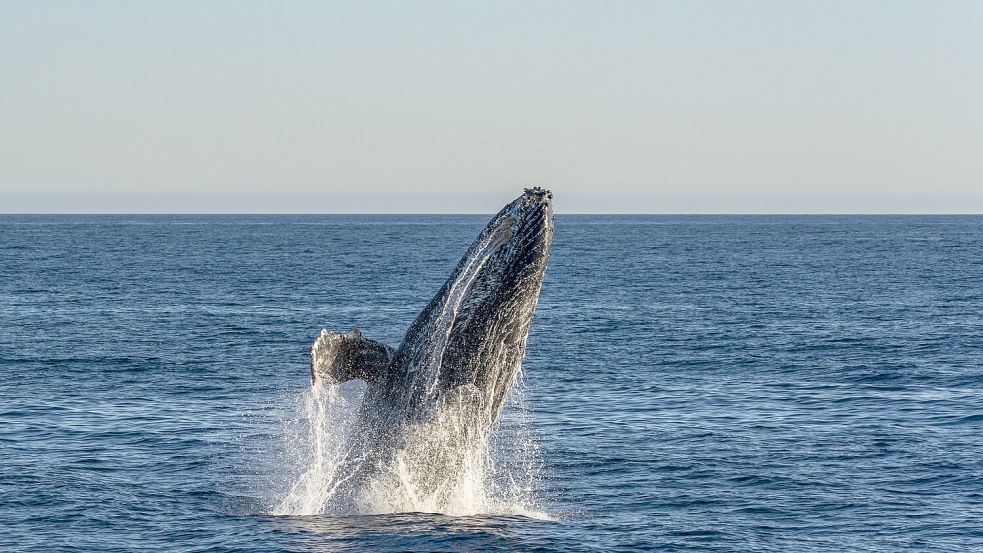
left=1, top=1, right=981, bottom=213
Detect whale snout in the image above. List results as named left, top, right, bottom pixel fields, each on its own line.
left=514, top=186, right=553, bottom=233
left=513, top=187, right=553, bottom=226
left=504, top=188, right=552, bottom=268
left=522, top=186, right=553, bottom=206
left=489, top=188, right=553, bottom=261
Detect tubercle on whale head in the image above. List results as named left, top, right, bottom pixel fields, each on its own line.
left=523, top=186, right=553, bottom=202
left=516, top=187, right=553, bottom=215
left=498, top=186, right=553, bottom=236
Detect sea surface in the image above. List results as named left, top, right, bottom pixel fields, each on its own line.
left=1, top=214, right=982, bottom=552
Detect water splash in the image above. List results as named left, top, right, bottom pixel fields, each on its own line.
left=272, top=379, right=547, bottom=518
left=272, top=381, right=360, bottom=516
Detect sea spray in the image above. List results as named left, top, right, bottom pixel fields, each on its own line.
left=272, top=379, right=546, bottom=517
left=273, top=381, right=361, bottom=515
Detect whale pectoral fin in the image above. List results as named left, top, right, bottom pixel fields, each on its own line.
left=310, top=328, right=395, bottom=385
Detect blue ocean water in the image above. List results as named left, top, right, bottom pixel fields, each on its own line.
left=1, top=214, right=982, bottom=552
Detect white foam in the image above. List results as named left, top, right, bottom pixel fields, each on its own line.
left=271, top=379, right=546, bottom=518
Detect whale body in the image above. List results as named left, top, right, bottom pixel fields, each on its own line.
left=307, top=187, right=553, bottom=512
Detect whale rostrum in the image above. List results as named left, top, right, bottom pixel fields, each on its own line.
left=306, top=188, right=553, bottom=512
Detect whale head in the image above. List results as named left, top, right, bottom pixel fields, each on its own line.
left=396, top=188, right=554, bottom=423
left=466, top=186, right=554, bottom=304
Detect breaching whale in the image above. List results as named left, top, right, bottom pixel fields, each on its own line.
left=307, top=187, right=553, bottom=512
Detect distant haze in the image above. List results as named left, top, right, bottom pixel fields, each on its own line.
left=2, top=1, right=981, bottom=213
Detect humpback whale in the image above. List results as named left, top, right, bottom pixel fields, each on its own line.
left=307, top=187, right=553, bottom=513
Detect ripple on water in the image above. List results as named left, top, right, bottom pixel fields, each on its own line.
left=1, top=215, right=983, bottom=551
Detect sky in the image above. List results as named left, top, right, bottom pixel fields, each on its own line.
left=1, top=1, right=981, bottom=213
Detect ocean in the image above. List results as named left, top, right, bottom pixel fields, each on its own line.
left=1, top=214, right=981, bottom=552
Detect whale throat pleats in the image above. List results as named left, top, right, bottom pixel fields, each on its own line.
left=310, top=328, right=395, bottom=385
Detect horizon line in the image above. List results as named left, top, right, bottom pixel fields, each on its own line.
left=3, top=212, right=983, bottom=216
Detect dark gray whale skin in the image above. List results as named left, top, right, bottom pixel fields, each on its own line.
left=309, top=188, right=553, bottom=503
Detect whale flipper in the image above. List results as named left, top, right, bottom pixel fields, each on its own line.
left=310, top=328, right=395, bottom=385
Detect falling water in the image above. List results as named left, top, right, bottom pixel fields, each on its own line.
left=272, top=381, right=359, bottom=516
left=272, top=377, right=547, bottom=518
